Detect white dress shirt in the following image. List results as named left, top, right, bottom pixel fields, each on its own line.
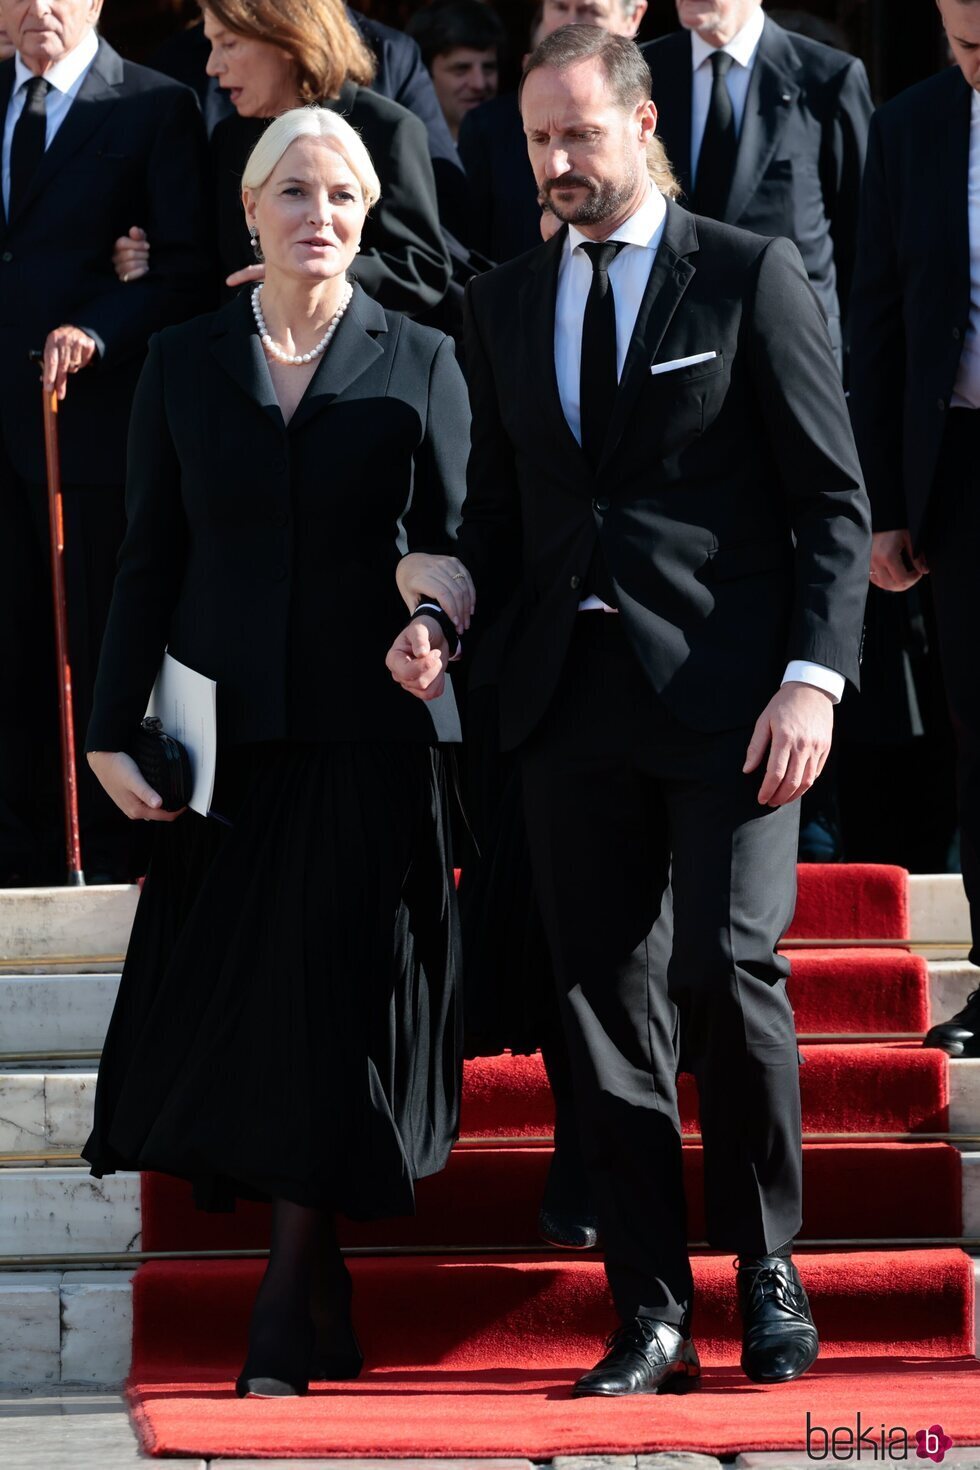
left=2, top=27, right=99, bottom=217
left=553, top=180, right=844, bottom=702
left=689, top=5, right=766, bottom=187
left=952, top=88, right=980, bottom=411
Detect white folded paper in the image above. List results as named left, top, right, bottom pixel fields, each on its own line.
left=145, top=653, right=217, bottom=818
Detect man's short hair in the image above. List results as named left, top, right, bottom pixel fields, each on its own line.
left=519, top=25, right=652, bottom=111
left=406, top=0, right=506, bottom=68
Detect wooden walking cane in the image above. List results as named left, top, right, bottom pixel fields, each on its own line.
left=29, top=350, right=85, bottom=886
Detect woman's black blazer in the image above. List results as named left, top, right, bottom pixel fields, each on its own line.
left=211, top=86, right=452, bottom=317
left=86, top=285, right=470, bottom=754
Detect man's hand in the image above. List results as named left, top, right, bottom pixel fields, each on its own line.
left=870, top=528, right=928, bottom=592
left=226, top=262, right=265, bottom=290
left=743, top=682, right=835, bottom=807
left=385, top=616, right=451, bottom=702
left=43, top=326, right=98, bottom=401
left=113, top=225, right=150, bottom=283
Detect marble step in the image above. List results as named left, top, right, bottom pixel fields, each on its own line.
left=0, top=876, right=971, bottom=970
left=0, top=888, right=137, bottom=968
left=1, top=1258, right=978, bottom=1390
left=2, top=1059, right=979, bottom=1157
left=2, top=960, right=978, bottom=1066
left=0, top=1154, right=978, bottom=1262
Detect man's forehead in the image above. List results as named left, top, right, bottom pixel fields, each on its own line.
left=943, top=0, right=980, bottom=42
left=521, top=60, right=616, bottom=124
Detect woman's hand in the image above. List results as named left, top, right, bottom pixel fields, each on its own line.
left=87, top=751, right=186, bottom=822
left=225, top=262, right=265, bottom=290
left=112, top=226, right=150, bottom=283
left=396, top=553, right=475, bottom=633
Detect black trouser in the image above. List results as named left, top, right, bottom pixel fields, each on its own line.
left=0, top=446, right=139, bottom=882
left=922, top=407, right=980, bottom=964
left=520, top=615, right=803, bottom=1332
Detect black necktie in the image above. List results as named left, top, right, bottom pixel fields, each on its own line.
left=579, top=239, right=625, bottom=472
left=693, top=50, right=736, bottom=219
left=10, top=76, right=50, bottom=217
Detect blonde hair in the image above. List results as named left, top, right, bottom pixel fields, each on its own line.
left=201, top=0, right=375, bottom=101
left=647, top=135, right=681, bottom=200
left=242, top=106, right=382, bottom=209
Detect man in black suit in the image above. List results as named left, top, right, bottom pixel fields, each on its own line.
left=849, top=0, right=980, bottom=1056
left=389, top=26, right=870, bottom=1394
left=458, top=0, right=646, bottom=263
left=0, top=0, right=212, bottom=883
left=642, top=0, right=872, bottom=368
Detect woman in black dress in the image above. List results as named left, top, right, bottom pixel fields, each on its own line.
left=84, top=106, right=470, bottom=1399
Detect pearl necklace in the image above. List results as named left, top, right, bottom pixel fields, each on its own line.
left=251, top=281, right=353, bottom=365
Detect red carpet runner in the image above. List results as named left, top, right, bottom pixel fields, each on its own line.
left=128, top=864, right=980, bottom=1456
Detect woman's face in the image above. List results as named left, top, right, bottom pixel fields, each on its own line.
left=244, top=136, right=367, bottom=285
left=202, top=8, right=297, bottom=117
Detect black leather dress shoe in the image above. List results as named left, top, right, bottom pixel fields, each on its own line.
left=538, top=1207, right=599, bottom=1250
left=572, top=1318, right=701, bottom=1397
left=737, top=1256, right=819, bottom=1384
left=924, top=986, right=980, bottom=1057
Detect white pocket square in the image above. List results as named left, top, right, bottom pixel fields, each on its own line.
left=649, top=351, right=718, bottom=376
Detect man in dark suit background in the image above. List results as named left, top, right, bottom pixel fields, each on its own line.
left=458, top=0, right=647, bottom=263
left=389, top=26, right=870, bottom=1394
left=0, top=0, right=212, bottom=883
left=849, top=0, right=980, bottom=1057
left=642, top=0, right=872, bottom=368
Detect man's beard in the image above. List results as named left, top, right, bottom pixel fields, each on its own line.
left=543, top=158, right=640, bottom=226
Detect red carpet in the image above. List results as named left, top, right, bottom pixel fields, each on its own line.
left=127, top=864, right=977, bottom=1457
left=129, top=1253, right=980, bottom=1457
left=141, top=1141, right=962, bottom=1252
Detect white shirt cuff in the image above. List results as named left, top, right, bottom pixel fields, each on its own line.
left=782, top=661, right=845, bottom=704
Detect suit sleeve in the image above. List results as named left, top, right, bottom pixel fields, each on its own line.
left=846, top=112, right=908, bottom=532
left=748, top=235, right=871, bottom=688
left=75, top=87, right=214, bottom=366
left=454, top=280, right=523, bottom=621
left=401, top=335, right=471, bottom=553
left=354, top=109, right=451, bottom=315
left=820, top=57, right=873, bottom=334
left=85, top=335, right=189, bottom=753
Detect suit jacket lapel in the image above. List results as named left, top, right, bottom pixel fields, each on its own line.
left=600, top=202, right=699, bottom=472
left=287, top=284, right=386, bottom=433
left=519, top=228, right=590, bottom=480
left=209, top=292, right=284, bottom=429
left=648, top=33, right=693, bottom=199
left=0, top=61, right=13, bottom=235
left=942, top=69, right=973, bottom=314
left=9, top=40, right=126, bottom=225
left=724, top=20, right=799, bottom=226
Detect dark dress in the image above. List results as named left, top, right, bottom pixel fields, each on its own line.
left=82, top=285, right=470, bottom=1219
left=211, top=89, right=451, bottom=317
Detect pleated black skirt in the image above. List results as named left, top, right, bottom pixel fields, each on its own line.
left=82, top=741, right=462, bottom=1220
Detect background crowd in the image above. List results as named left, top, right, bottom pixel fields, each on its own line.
left=0, top=0, right=974, bottom=889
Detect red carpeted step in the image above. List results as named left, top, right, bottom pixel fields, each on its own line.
left=140, top=1142, right=962, bottom=1253
left=127, top=1251, right=980, bottom=1458
left=459, top=1044, right=949, bottom=1139
left=788, top=949, right=929, bottom=1034
left=789, top=863, right=908, bottom=939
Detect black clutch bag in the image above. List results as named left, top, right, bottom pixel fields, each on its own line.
left=134, top=716, right=191, bottom=811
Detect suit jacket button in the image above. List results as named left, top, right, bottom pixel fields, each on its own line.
left=570, top=575, right=582, bottom=590
left=937, top=399, right=946, bottom=411
left=953, top=327, right=962, bottom=341
left=593, top=497, right=609, bottom=513
left=1, top=251, right=12, bottom=263
left=273, top=566, right=288, bottom=581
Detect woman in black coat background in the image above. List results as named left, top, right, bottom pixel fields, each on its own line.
left=84, top=106, right=469, bottom=1399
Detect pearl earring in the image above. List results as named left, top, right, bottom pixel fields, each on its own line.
left=249, top=227, right=264, bottom=262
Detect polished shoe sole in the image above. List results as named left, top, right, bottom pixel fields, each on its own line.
left=572, top=1368, right=701, bottom=1398
left=235, top=1375, right=308, bottom=1398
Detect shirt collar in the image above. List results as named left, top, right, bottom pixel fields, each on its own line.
left=566, top=183, right=667, bottom=258
left=14, top=26, right=98, bottom=97
left=689, top=5, right=765, bottom=73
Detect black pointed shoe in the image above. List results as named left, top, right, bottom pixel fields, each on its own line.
left=235, top=1311, right=315, bottom=1398
left=737, top=1256, right=819, bottom=1384
left=924, top=986, right=980, bottom=1057
left=572, top=1318, right=701, bottom=1397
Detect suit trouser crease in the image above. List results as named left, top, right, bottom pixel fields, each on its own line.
left=518, top=616, right=803, bottom=1328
